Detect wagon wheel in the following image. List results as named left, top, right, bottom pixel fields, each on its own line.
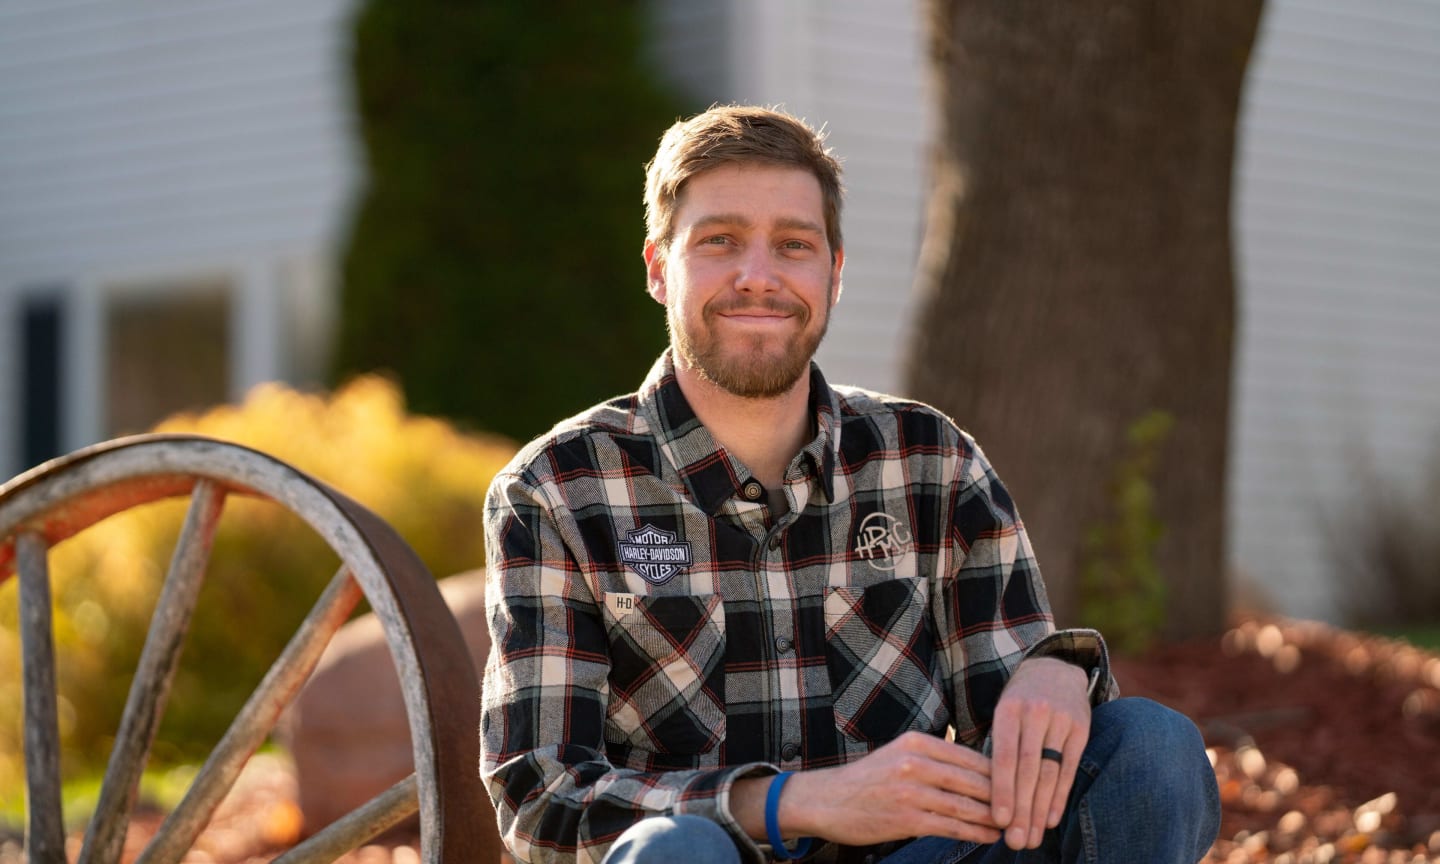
left=1, top=434, right=503, bottom=863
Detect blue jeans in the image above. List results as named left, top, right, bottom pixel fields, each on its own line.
left=602, top=813, right=742, bottom=864
left=602, top=698, right=1218, bottom=864
left=878, top=698, right=1220, bottom=864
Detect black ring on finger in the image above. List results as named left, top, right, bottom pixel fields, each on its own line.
left=1040, top=747, right=1064, bottom=763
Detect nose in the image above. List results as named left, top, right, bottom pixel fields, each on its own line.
left=733, top=243, right=779, bottom=293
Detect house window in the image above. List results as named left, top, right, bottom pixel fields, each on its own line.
left=105, top=279, right=232, bottom=437
left=19, top=293, right=65, bottom=470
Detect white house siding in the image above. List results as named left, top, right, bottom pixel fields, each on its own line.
left=0, top=0, right=358, bottom=472
left=649, top=0, right=934, bottom=395
left=647, top=0, right=733, bottom=109
left=1229, top=0, right=1440, bottom=620
left=804, top=1, right=933, bottom=397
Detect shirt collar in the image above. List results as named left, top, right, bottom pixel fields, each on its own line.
left=638, top=351, right=839, bottom=515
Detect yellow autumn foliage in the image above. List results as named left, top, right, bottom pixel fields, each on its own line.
left=0, top=376, right=515, bottom=799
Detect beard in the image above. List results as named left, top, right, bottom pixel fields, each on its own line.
left=669, top=295, right=829, bottom=398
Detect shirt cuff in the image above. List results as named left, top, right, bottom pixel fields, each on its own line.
left=675, top=762, right=781, bottom=864
left=1021, top=627, right=1120, bottom=707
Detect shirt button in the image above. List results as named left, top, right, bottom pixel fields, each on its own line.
left=767, top=535, right=781, bottom=551
left=780, top=742, right=800, bottom=761
left=742, top=481, right=763, bottom=501
left=775, top=636, right=792, bottom=653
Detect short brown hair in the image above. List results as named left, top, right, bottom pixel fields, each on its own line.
left=644, top=105, right=843, bottom=255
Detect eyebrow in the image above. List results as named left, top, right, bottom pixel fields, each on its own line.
left=690, top=213, right=825, bottom=235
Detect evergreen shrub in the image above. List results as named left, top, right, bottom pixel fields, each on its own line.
left=333, top=2, right=683, bottom=441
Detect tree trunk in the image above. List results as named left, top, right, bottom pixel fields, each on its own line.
left=907, top=1, right=1263, bottom=642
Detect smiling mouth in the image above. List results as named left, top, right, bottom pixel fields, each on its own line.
left=712, top=301, right=803, bottom=320
left=720, top=312, right=791, bottom=322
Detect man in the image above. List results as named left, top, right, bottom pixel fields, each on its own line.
left=482, top=105, right=1219, bottom=864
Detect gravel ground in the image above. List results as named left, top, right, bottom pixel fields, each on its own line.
left=7, top=616, right=1437, bottom=863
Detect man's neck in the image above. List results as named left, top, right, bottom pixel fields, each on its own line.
left=672, top=362, right=813, bottom=490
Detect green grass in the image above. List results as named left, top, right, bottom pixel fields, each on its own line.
left=1, top=741, right=292, bottom=835
left=1374, top=625, right=1440, bottom=652
left=0, top=762, right=198, bottom=833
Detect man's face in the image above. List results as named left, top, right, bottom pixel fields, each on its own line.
left=644, top=163, right=844, bottom=399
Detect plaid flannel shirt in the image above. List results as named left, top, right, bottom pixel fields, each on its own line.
left=482, top=352, right=1117, bottom=864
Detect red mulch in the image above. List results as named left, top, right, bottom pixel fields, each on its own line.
left=1113, top=616, right=1440, bottom=863
left=7, top=616, right=1437, bottom=864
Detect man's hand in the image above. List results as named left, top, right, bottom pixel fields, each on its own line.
left=989, top=657, right=1091, bottom=850
left=733, top=732, right=1003, bottom=847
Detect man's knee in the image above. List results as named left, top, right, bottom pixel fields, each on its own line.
left=1092, top=696, right=1203, bottom=745
left=602, top=814, right=741, bottom=864
left=1086, top=697, right=1217, bottom=799
left=1078, top=698, right=1221, bottom=857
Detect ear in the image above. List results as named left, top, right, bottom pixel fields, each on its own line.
left=828, top=246, right=845, bottom=307
left=643, top=240, right=668, bottom=304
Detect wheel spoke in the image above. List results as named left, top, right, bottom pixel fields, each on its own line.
left=18, top=531, right=66, bottom=864
left=78, top=479, right=227, bottom=864
left=137, top=567, right=364, bottom=864
left=269, top=774, right=420, bottom=864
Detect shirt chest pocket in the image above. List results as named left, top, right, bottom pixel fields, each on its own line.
left=603, top=592, right=726, bottom=756
left=824, top=576, right=947, bottom=743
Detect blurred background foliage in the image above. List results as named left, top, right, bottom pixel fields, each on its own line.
left=0, top=376, right=515, bottom=802
left=1079, top=411, right=1175, bottom=657
left=1332, top=438, right=1440, bottom=641
left=332, top=0, right=683, bottom=442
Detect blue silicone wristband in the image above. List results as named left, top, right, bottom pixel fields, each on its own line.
left=765, top=771, right=814, bottom=860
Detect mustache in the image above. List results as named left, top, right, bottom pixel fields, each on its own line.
left=705, top=298, right=807, bottom=317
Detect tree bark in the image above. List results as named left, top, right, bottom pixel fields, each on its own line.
left=907, top=1, right=1263, bottom=641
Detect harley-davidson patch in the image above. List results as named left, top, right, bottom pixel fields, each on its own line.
left=617, top=524, right=693, bottom=585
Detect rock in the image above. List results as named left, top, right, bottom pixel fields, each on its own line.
left=279, top=571, right=490, bottom=835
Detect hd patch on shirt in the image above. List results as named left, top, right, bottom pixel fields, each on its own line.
left=617, top=523, right=692, bottom=585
